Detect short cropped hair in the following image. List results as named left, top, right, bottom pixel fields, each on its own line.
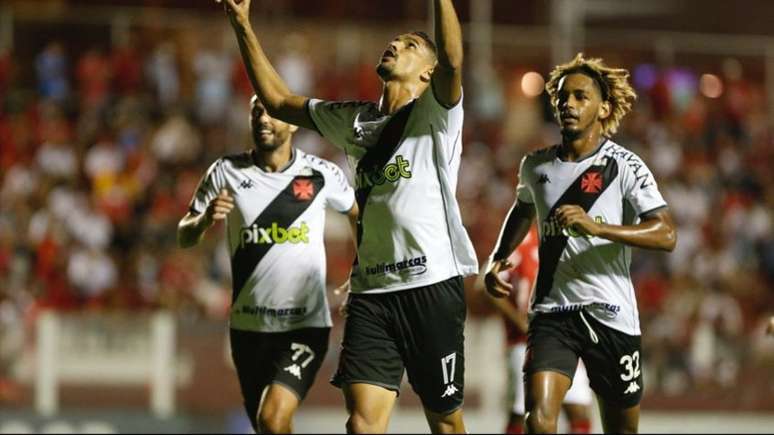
left=545, top=53, right=637, bottom=136
left=411, top=31, right=437, bottom=59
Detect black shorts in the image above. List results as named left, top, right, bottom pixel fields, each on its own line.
left=230, top=327, right=330, bottom=430
left=524, top=309, right=643, bottom=408
left=331, top=276, right=466, bottom=414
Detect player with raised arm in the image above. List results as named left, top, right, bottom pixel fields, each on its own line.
left=484, top=54, right=677, bottom=434
left=178, top=96, right=357, bottom=434
left=217, top=0, right=477, bottom=432
left=480, top=226, right=592, bottom=434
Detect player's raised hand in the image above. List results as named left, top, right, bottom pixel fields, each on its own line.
left=484, top=258, right=513, bottom=298
left=216, top=0, right=251, bottom=25
left=556, top=204, right=599, bottom=237
left=207, top=188, right=235, bottom=223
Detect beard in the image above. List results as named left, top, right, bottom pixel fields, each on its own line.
left=376, top=59, right=396, bottom=81
left=560, top=125, right=584, bottom=140
left=252, top=131, right=282, bottom=152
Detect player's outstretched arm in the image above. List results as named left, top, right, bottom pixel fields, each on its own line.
left=556, top=206, right=677, bottom=251
left=178, top=189, right=234, bottom=248
left=431, top=0, right=463, bottom=107
left=218, top=0, right=315, bottom=130
left=485, top=201, right=536, bottom=298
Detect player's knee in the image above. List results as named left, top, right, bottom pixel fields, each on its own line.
left=346, top=412, right=385, bottom=434
left=525, top=409, right=558, bottom=434
left=258, top=409, right=292, bottom=434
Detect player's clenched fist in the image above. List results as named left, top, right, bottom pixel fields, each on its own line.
left=206, top=188, right=235, bottom=224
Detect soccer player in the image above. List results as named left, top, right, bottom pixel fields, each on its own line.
left=217, top=0, right=477, bottom=432
left=481, top=226, right=592, bottom=434
left=177, top=96, right=358, bottom=434
left=485, top=53, right=677, bottom=434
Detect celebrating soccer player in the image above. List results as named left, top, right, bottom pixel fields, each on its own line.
left=485, top=54, right=677, bottom=434
left=178, top=97, right=357, bottom=433
left=218, top=0, right=477, bottom=433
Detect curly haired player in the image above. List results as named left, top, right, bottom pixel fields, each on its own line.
left=485, top=53, right=677, bottom=434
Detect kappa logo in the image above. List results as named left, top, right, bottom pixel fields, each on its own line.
left=581, top=171, right=603, bottom=193
left=292, top=179, right=315, bottom=201
left=441, top=384, right=458, bottom=398
left=239, top=179, right=254, bottom=190
left=537, top=173, right=551, bottom=184
left=624, top=381, right=640, bottom=395
left=283, top=364, right=302, bottom=380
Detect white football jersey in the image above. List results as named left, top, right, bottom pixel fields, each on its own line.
left=516, top=139, right=668, bottom=335
left=307, top=88, right=478, bottom=294
left=189, top=149, right=355, bottom=332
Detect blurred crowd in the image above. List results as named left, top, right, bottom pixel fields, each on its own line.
left=1, top=20, right=773, bottom=405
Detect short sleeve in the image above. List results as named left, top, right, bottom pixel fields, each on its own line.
left=415, top=86, right=463, bottom=149
left=323, top=161, right=356, bottom=213
left=307, top=99, right=364, bottom=152
left=515, top=155, right=534, bottom=204
left=188, top=159, right=225, bottom=215
left=619, top=155, right=667, bottom=216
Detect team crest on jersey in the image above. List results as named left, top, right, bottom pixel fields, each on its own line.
left=293, top=179, right=315, bottom=201
left=581, top=171, right=603, bottom=193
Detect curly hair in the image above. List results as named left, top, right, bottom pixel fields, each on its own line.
left=545, top=53, right=637, bottom=136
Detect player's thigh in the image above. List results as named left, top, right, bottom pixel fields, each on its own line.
left=331, top=293, right=404, bottom=394
left=259, top=383, right=300, bottom=430
left=506, top=343, right=528, bottom=415
left=401, top=277, right=466, bottom=415
left=524, top=370, right=572, bottom=423
left=523, top=313, right=583, bottom=415
left=343, top=382, right=398, bottom=433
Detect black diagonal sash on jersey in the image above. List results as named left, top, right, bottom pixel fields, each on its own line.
left=353, top=100, right=416, bottom=248
left=230, top=171, right=325, bottom=304
left=532, top=156, right=619, bottom=307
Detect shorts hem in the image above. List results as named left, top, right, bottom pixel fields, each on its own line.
left=523, top=367, right=574, bottom=383
left=595, top=392, right=642, bottom=409
left=331, top=378, right=401, bottom=395
left=425, top=401, right=464, bottom=416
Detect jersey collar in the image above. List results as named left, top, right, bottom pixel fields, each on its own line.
left=555, top=137, right=609, bottom=163
left=252, top=148, right=299, bottom=174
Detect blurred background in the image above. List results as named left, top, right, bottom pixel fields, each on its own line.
left=1, top=0, right=773, bottom=433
